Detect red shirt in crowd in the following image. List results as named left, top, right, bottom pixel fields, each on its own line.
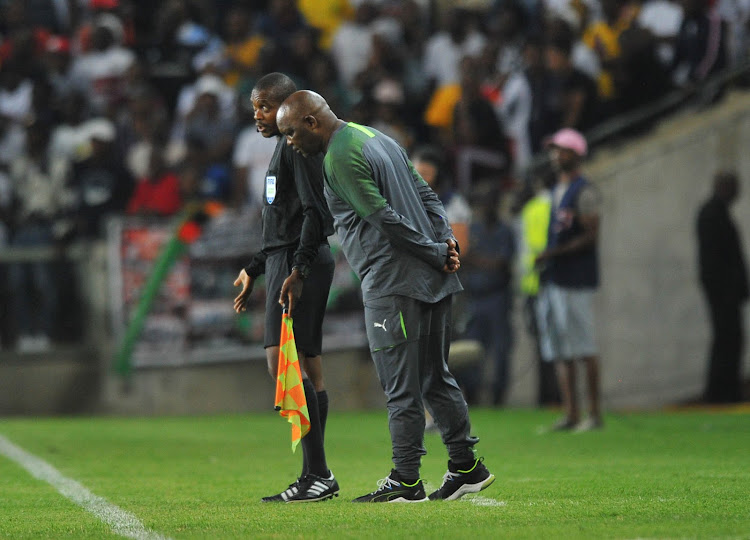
left=126, top=172, right=182, bottom=216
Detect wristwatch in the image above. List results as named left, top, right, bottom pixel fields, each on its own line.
left=292, top=264, right=310, bottom=279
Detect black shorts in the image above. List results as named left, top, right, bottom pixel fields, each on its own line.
left=263, top=243, right=334, bottom=356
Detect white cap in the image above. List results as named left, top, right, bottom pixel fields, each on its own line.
left=195, top=74, right=225, bottom=98
left=84, top=118, right=116, bottom=142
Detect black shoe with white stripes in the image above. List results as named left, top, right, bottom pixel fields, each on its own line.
left=286, top=472, right=340, bottom=503
left=260, top=478, right=302, bottom=503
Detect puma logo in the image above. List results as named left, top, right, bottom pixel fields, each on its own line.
left=374, top=319, right=388, bottom=331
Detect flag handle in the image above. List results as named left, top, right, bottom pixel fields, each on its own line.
left=273, top=305, right=289, bottom=411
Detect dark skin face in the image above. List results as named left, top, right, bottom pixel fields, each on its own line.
left=549, top=146, right=580, bottom=173
left=251, top=88, right=282, bottom=138
left=277, top=112, right=325, bottom=158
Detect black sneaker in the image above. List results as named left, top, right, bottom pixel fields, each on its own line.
left=352, top=470, right=428, bottom=503
left=261, top=478, right=302, bottom=503
left=428, top=457, right=495, bottom=501
left=286, top=472, right=340, bottom=503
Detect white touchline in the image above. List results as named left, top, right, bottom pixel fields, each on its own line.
left=0, top=434, right=171, bottom=540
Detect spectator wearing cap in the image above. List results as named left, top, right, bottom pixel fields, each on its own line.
left=69, top=13, right=136, bottom=114
left=173, top=72, right=235, bottom=146
left=176, top=75, right=236, bottom=202
left=8, top=120, right=73, bottom=352
left=41, top=35, right=75, bottom=99
left=534, top=128, right=603, bottom=432
left=70, top=118, right=134, bottom=237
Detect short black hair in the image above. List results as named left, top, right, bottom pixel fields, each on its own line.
left=252, top=72, right=297, bottom=104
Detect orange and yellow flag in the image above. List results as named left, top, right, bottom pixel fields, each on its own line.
left=274, top=311, right=310, bottom=452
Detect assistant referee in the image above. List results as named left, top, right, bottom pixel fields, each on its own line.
left=233, top=73, right=337, bottom=503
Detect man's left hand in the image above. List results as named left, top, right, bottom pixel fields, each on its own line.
left=443, top=238, right=461, bottom=274
left=279, top=268, right=304, bottom=316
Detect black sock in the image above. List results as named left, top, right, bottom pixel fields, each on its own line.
left=316, top=390, right=329, bottom=443
left=300, top=436, right=310, bottom=478
left=301, top=379, right=328, bottom=477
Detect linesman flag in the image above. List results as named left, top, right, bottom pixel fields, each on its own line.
left=274, top=309, right=310, bottom=452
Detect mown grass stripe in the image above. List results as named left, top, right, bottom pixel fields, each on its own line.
left=0, top=434, right=170, bottom=540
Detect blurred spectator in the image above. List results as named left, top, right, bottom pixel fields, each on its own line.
left=70, top=13, right=136, bottom=114
left=487, top=0, right=528, bottom=76
left=370, top=78, right=413, bottom=151
left=411, top=145, right=471, bottom=249
left=718, top=0, right=750, bottom=67
left=524, top=36, right=550, bottom=154
left=8, top=120, right=72, bottom=352
left=126, top=146, right=181, bottom=216
left=283, top=26, right=333, bottom=88
left=581, top=0, right=638, bottom=117
left=173, top=71, right=235, bottom=145
left=458, top=185, right=516, bottom=405
left=49, top=91, right=90, bottom=161
left=298, top=0, right=354, bottom=51
left=183, top=75, right=236, bottom=158
left=452, top=57, right=510, bottom=192
left=305, top=53, right=350, bottom=118
left=222, top=6, right=265, bottom=87
left=637, top=0, right=684, bottom=68
left=696, top=170, right=748, bottom=403
left=672, top=0, right=728, bottom=88
left=71, top=118, right=134, bottom=237
left=535, top=128, right=602, bottom=432
left=0, top=59, right=34, bottom=166
left=423, top=7, right=486, bottom=90
left=41, top=34, right=75, bottom=99
left=330, top=1, right=379, bottom=91
left=253, top=0, right=309, bottom=68
left=616, top=24, right=673, bottom=114
left=543, top=33, right=598, bottom=135
left=422, top=7, right=486, bottom=134
left=482, top=52, right=534, bottom=174
left=119, top=86, right=170, bottom=180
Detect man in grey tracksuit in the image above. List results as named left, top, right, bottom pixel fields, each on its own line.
left=276, top=90, right=495, bottom=503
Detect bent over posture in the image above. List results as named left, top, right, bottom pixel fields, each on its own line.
left=276, top=90, right=495, bottom=502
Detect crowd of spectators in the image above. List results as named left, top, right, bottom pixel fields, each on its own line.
left=0, top=0, right=747, bottom=353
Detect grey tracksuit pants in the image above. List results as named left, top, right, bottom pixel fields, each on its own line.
left=364, top=294, right=479, bottom=478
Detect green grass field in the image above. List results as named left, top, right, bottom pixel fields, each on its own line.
left=1, top=408, right=749, bottom=539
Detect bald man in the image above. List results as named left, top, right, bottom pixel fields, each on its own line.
left=277, top=90, right=495, bottom=503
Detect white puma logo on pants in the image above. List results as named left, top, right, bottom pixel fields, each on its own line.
left=374, top=319, right=388, bottom=331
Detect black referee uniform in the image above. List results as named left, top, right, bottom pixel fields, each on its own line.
left=243, top=136, right=334, bottom=356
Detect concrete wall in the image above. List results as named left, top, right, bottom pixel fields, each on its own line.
left=506, top=90, right=750, bottom=409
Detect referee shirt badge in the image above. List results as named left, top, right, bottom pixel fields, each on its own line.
left=266, top=175, right=277, bottom=204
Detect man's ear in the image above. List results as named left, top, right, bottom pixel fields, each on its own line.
left=304, top=114, right=318, bottom=129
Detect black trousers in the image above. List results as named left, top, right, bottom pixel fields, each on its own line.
left=704, top=294, right=745, bottom=403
